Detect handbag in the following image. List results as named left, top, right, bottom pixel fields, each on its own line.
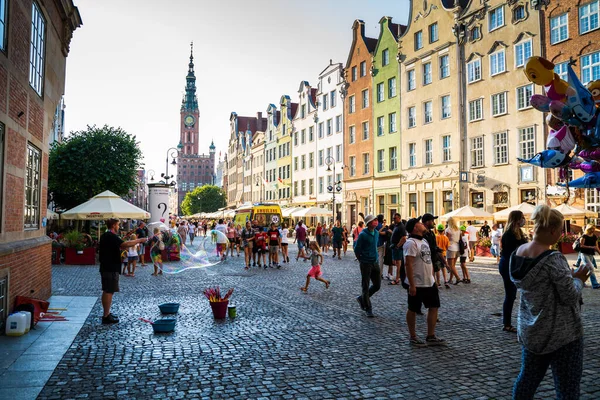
left=573, top=238, right=581, bottom=252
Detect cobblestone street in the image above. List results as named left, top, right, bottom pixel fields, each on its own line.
left=39, top=246, right=600, bottom=400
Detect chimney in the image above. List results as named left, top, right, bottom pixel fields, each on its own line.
left=257, top=112, right=263, bottom=130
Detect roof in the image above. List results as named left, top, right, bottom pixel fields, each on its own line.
left=310, top=88, right=318, bottom=106
left=345, top=20, right=379, bottom=68
left=237, top=116, right=258, bottom=134
left=290, top=103, right=299, bottom=120
left=365, top=37, right=378, bottom=53
left=389, top=22, right=407, bottom=40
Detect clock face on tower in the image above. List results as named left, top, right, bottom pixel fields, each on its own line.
left=184, top=115, right=195, bottom=127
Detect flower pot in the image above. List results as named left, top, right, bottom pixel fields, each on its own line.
left=559, top=242, right=575, bottom=254
left=64, top=247, right=96, bottom=265
left=476, top=245, right=492, bottom=257
left=210, top=300, right=228, bottom=319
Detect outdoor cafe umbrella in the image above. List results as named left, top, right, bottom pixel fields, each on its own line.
left=61, top=190, right=150, bottom=220
left=493, top=202, right=537, bottom=221
left=439, top=205, right=493, bottom=221
left=552, top=203, right=597, bottom=218
left=290, top=207, right=332, bottom=218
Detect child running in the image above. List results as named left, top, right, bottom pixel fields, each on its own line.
left=300, top=241, right=330, bottom=292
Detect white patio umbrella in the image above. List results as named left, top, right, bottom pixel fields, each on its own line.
left=281, top=207, right=302, bottom=217
left=493, top=202, right=537, bottom=221
left=553, top=203, right=597, bottom=218
left=46, top=209, right=60, bottom=220
left=61, top=190, right=150, bottom=220
left=439, top=205, right=493, bottom=221
left=291, top=207, right=332, bottom=217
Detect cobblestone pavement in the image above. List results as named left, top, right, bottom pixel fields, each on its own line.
left=39, top=245, right=600, bottom=399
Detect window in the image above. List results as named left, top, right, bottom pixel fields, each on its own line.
left=382, top=49, right=390, bottom=66
left=471, top=26, right=481, bottom=41
left=581, top=51, right=600, bottom=84
left=294, top=132, right=298, bottom=146
left=469, top=99, right=483, bottom=121
left=301, top=180, right=306, bottom=196
left=318, top=122, right=324, bottom=138
left=349, top=156, right=356, bottom=176
left=349, top=125, right=356, bottom=143
left=424, top=101, right=433, bottom=123
left=409, top=143, right=416, bottom=167
left=409, top=193, right=417, bottom=215
left=429, top=23, right=438, bottom=43
left=441, top=95, right=451, bottom=119
left=336, top=145, right=342, bottom=162
left=514, top=5, right=525, bottom=21
left=29, top=2, right=46, bottom=96
left=377, top=82, right=384, bottom=102
left=407, top=70, right=416, bottom=91
left=322, top=94, right=328, bottom=110
left=301, top=155, right=306, bottom=170
left=330, top=90, right=336, bottom=108
left=293, top=181, right=298, bottom=197
left=385, top=146, right=396, bottom=172
left=335, top=115, right=342, bottom=132
left=425, top=192, right=434, bottom=214
left=408, top=106, right=416, bottom=128
left=471, top=136, right=484, bottom=167
left=494, top=131, right=508, bottom=164
left=351, top=66, right=357, bottom=81
left=580, top=1, right=599, bottom=34
left=360, top=61, right=367, bottom=77
left=301, top=104, right=306, bottom=118
left=349, top=95, right=356, bottom=113
left=362, top=121, right=369, bottom=140
left=515, top=40, right=532, bottom=68
left=319, top=177, right=324, bottom=193
left=415, top=30, right=423, bottom=50
left=519, top=126, right=536, bottom=160
left=25, top=143, right=41, bottom=229
left=326, top=119, right=333, bottom=136
left=308, top=178, right=313, bottom=195
left=489, top=6, right=504, bottom=31
left=377, top=116, right=384, bottom=136
left=294, top=157, right=298, bottom=171
left=301, top=129, right=306, bottom=144
left=425, top=139, right=433, bottom=165
left=442, top=135, right=451, bottom=162
left=363, top=153, right=370, bottom=175
left=554, top=61, right=568, bottom=81
left=439, top=55, right=450, bottom=79
left=467, top=59, right=482, bottom=83
left=318, top=150, right=324, bottom=166
left=491, top=92, right=507, bottom=116
left=389, top=113, right=397, bottom=133
left=423, top=62, right=432, bottom=85
left=388, top=77, right=396, bottom=98
left=517, top=84, right=534, bottom=110
left=309, top=126, right=314, bottom=142
left=0, top=0, right=6, bottom=51
left=550, top=13, right=568, bottom=44
left=309, top=152, right=314, bottom=168
left=490, top=50, right=506, bottom=76
left=377, top=149, right=385, bottom=172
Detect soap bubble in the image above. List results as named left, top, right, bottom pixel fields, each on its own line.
left=156, top=229, right=229, bottom=274
left=147, top=222, right=169, bottom=235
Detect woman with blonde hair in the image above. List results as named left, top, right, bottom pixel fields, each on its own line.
left=510, top=205, right=589, bottom=398
left=499, top=210, right=528, bottom=333
left=575, top=224, right=600, bottom=288
left=444, top=217, right=462, bottom=284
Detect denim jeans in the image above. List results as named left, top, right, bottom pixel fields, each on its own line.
left=360, top=261, right=381, bottom=312
left=499, top=255, right=517, bottom=327
left=576, top=253, right=599, bottom=287
left=513, top=338, right=583, bottom=400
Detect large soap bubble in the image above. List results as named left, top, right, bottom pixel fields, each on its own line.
left=156, top=229, right=229, bottom=274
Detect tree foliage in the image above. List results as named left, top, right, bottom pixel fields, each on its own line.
left=49, top=125, right=143, bottom=210
left=181, top=185, right=226, bottom=215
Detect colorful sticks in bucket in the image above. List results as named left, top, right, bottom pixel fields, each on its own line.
left=203, top=286, right=234, bottom=303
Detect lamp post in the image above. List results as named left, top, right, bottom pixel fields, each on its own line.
left=161, top=145, right=182, bottom=187
left=255, top=175, right=263, bottom=202
left=325, top=156, right=342, bottom=224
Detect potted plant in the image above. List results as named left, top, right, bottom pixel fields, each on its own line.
left=203, top=286, right=234, bottom=319
left=475, top=237, right=492, bottom=257
left=64, top=230, right=96, bottom=265
left=557, top=232, right=578, bottom=254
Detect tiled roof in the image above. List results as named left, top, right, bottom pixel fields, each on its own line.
left=310, top=88, right=318, bottom=106
left=389, top=23, right=407, bottom=40
left=290, top=103, right=299, bottom=120
left=365, top=37, right=378, bottom=53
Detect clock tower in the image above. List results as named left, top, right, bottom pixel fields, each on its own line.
left=180, top=43, right=200, bottom=155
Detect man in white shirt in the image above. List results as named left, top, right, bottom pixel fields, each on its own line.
left=403, top=217, right=446, bottom=347
left=491, top=223, right=502, bottom=263
left=466, top=221, right=478, bottom=262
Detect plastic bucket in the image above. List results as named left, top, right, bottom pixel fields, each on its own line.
left=152, top=318, right=176, bottom=333
left=227, top=304, right=237, bottom=318
left=158, top=303, right=180, bottom=314
left=210, top=300, right=228, bottom=319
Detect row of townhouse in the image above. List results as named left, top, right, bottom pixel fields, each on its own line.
left=227, top=0, right=600, bottom=226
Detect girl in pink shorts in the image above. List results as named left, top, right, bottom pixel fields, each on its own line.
left=300, top=241, right=330, bottom=292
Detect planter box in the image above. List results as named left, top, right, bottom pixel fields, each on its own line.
left=559, top=242, right=575, bottom=254
left=476, top=245, right=492, bottom=257
left=64, top=247, right=96, bottom=265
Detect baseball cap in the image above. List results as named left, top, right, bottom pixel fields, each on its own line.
left=460, top=225, right=467, bottom=231
left=405, top=217, right=422, bottom=234
left=422, top=213, right=438, bottom=223
left=437, top=224, right=445, bottom=231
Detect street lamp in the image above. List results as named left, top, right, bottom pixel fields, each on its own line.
left=255, top=175, right=263, bottom=202
left=147, top=169, right=156, bottom=182
left=161, top=144, right=182, bottom=187
left=325, top=156, right=342, bottom=224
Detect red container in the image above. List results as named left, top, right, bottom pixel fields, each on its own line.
left=559, top=242, right=575, bottom=254
left=210, top=300, right=229, bottom=319
left=64, top=247, right=96, bottom=265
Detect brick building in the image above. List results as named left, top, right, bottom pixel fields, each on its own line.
left=0, top=0, right=81, bottom=324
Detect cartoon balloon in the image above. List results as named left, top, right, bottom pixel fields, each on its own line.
left=547, top=125, right=576, bottom=153
left=524, top=57, right=569, bottom=102
left=565, top=63, right=596, bottom=125
left=518, top=149, right=570, bottom=168
left=558, top=171, right=600, bottom=188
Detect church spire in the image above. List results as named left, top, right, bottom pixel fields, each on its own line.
left=182, top=42, right=198, bottom=111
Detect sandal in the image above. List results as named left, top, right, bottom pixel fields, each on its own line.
left=444, top=283, right=450, bottom=289
left=300, top=287, right=307, bottom=292
left=503, top=326, right=517, bottom=333
left=388, top=280, right=399, bottom=285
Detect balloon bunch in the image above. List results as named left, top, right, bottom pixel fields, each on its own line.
left=521, top=56, right=600, bottom=189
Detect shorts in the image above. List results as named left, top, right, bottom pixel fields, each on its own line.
left=281, top=243, right=288, bottom=247
left=127, top=256, right=137, bottom=262
left=216, top=243, right=227, bottom=253
left=446, top=250, right=459, bottom=259
left=460, top=256, right=467, bottom=263
left=100, top=271, right=120, bottom=293
left=332, top=239, right=342, bottom=249
left=269, top=245, right=279, bottom=254
left=407, top=285, right=440, bottom=313
left=228, top=238, right=235, bottom=243
left=392, top=247, right=403, bottom=261
left=434, top=260, right=443, bottom=272
left=297, top=241, right=305, bottom=250
left=469, top=241, right=476, bottom=250
left=307, top=265, right=322, bottom=278
left=151, top=253, right=162, bottom=264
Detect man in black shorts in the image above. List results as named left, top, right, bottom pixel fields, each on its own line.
left=403, top=218, right=447, bottom=347
left=99, top=218, right=148, bottom=324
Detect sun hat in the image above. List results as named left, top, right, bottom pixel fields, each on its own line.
left=364, top=214, right=377, bottom=225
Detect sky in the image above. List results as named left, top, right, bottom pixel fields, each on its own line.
left=64, top=0, right=410, bottom=179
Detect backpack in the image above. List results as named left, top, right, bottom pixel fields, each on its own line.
left=459, top=236, right=465, bottom=254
